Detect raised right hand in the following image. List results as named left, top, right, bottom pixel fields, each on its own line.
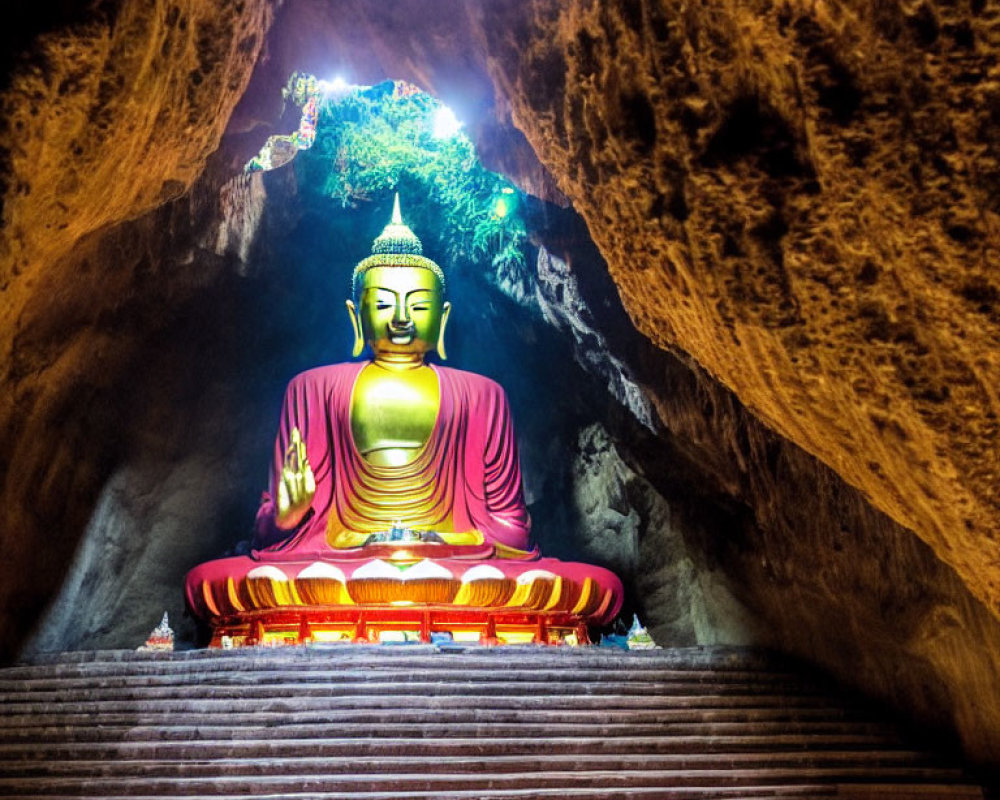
left=276, top=426, right=316, bottom=529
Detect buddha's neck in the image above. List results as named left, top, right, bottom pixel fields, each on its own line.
left=371, top=352, right=427, bottom=372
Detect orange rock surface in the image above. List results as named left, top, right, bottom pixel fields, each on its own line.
left=478, top=0, right=1000, bottom=620
left=0, top=0, right=273, bottom=658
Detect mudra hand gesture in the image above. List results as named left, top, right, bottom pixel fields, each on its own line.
left=276, top=427, right=315, bottom=529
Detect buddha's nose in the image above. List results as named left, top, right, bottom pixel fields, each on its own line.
left=391, top=302, right=413, bottom=329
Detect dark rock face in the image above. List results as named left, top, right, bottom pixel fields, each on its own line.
left=2, top=0, right=1000, bottom=769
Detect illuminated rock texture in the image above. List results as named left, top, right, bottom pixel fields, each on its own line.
left=0, top=0, right=272, bottom=662
left=478, top=0, right=1000, bottom=622
left=2, top=0, right=1000, bottom=770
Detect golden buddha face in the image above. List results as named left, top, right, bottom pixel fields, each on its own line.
left=346, top=266, right=451, bottom=361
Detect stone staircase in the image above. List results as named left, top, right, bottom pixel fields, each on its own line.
left=0, top=646, right=987, bottom=799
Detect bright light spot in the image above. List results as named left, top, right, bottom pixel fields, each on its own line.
left=493, top=197, right=510, bottom=219
left=318, top=76, right=350, bottom=95
left=432, top=105, right=463, bottom=138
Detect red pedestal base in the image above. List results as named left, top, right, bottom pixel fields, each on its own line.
left=207, top=605, right=592, bottom=648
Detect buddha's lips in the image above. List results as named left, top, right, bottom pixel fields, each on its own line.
left=388, top=325, right=416, bottom=344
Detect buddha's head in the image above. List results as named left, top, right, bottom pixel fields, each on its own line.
left=347, top=195, right=451, bottom=362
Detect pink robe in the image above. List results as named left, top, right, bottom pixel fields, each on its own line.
left=251, top=361, right=533, bottom=558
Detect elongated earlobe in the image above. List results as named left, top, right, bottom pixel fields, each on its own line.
left=437, top=301, right=452, bottom=360
left=346, top=300, right=364, bottom=358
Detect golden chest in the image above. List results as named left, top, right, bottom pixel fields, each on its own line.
left=349, top=364, right=440, bottom=467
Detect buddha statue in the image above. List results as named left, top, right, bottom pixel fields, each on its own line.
left=185, top=196, right=623, bottom=646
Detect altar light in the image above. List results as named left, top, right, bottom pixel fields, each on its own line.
left=432, top=105, right=462, bottom=138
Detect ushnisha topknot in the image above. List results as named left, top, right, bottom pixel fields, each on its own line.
left=352, top=194, right=446, bottom=293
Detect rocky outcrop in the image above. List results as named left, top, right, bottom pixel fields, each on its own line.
left=535, top=246, right=656, bottom=430
left=532, top=209, right=1000, bottom=763
left=568, top=422, right=762, bottom=647
left=1, top=0, right=272, bottom=278
left=476, top=0, right=1000, bottom=629
left=0, top=0, right=273, bottom=661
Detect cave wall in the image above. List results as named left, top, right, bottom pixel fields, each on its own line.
left=536, top=198, right=1000, bottom=761
left=2, top=0, right=1000, bottom=768
left=476, top=0, right=1000, bottom=624
left=0, top=0, right=274, bottom=661
left=472, top=0, right=1000, bottom=761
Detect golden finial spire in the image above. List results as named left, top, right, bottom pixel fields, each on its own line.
left=352, top=193, right=446, bottom=290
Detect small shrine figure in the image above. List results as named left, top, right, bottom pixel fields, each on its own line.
left=138, top=612, right=175, bottom=652
left=625, top=614, right=658, bottom=650
left=185, top=196, right=624, bottom=646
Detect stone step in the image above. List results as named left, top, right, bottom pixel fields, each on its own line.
left=0, top=735, right=918, bottom=760
left=0, top=691, right=856, bottom=718
left=0, top=667, right=819, bottom=692
left=0, top=765, right=975, bottom=796
left=0, top=750, right=951, bottom=778
left=0, top=697, right=895, bottom=731
left=1, top=719, right=889, bottom=745
left=0, top=725, right=906, bottom=747
left=0, top=682, right=840, bottom=706
left=0, top=713, right=897, bottom=748
left=0, top=786, right=845, bottom=799
left=0, top=683, right=844, bottom=718
left=3, top=787, right=989, bottom=800
left=15, top=645, right=784, bottom=671
left=4, top=649, right=811, bottom=672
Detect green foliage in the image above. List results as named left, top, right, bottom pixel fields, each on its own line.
left=298, top=81, right=528, bottom=276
